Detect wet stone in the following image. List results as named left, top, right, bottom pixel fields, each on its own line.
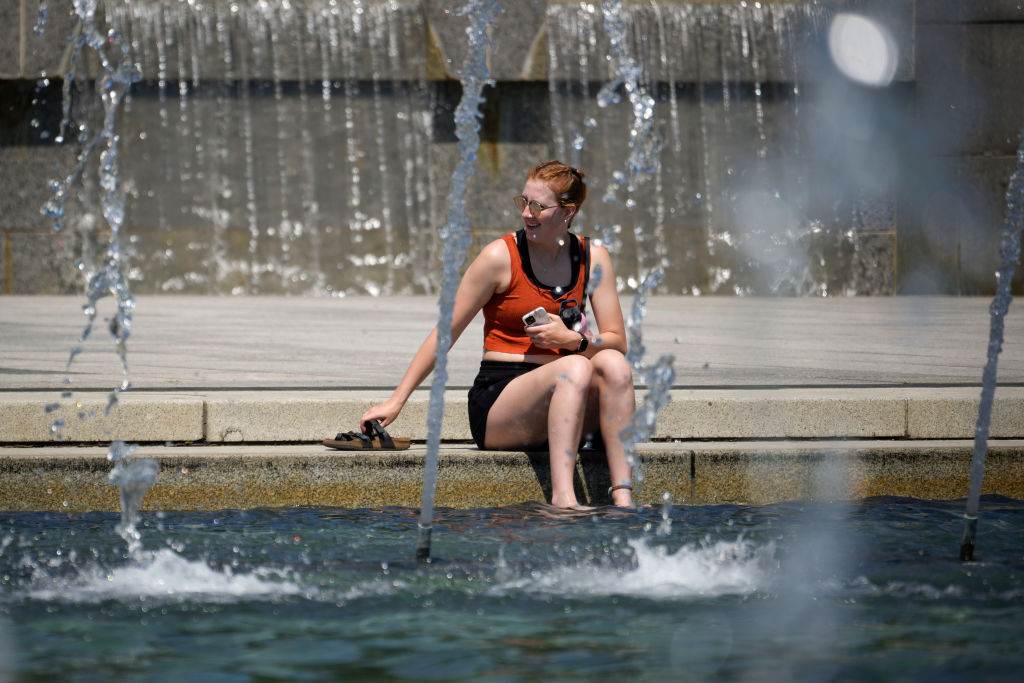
left=916, top=23, right=1024, bottom=156
left=0, top=146, right=77, bottom=231
left=431, top=141, right=550, bottom=232
left=105, top=0, right=427, bottom=83
left=427, top=0, right=546, bottom=81
left=917, top=0, right=1024, bottom=23
left=23, top=0, right=79, bottom=78
left=0, top=1, right=21, bottom=78
left=8, top=230, right=77, bottom=294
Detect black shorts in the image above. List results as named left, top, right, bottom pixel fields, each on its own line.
left=467, top=360, right=541, bottom=449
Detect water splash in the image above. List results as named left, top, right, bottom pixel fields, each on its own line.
left=657, top=491, right=673, bottom=536
left=960, top=132, right=1024, bottom=561
left=416, top=0, right=500, bottom=562
left=43, top=0, right=140, bottom=434
left=499, top=537, right=774, bottom=599
left=26, top=549, right=303, bottom=604
left=107, top=440, right=159, bottom=558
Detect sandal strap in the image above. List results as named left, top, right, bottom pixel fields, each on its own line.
left=363, top=419, right=396, bottom=449
left=608, top=483, right=633, bottom=496
left=334, top=431, right=371, bottom=447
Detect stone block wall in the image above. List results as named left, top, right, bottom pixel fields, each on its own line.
left=902, top=2, right=1024, bottom=293
left=0, top=0, right=1021, bottom=295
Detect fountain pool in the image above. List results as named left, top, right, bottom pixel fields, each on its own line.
left=6, top=0, right=1024, bottom=678
left=3, top=497, right=1024, bottom=680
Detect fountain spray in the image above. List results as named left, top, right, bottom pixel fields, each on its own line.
left=107, top=441, right=159, bottom=559
left=416, top=0, right=500, bottom=562
left=959, top=132, right=1024, bottom=562
left=597, top=0, right=675, bottom=499
left=43, top=0, right=140, bottom=432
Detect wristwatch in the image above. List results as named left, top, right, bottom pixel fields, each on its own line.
left=575, top=333, right=589, bottom=354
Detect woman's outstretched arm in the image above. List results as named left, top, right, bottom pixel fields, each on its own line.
left=359, top=240, right=509, bottom=429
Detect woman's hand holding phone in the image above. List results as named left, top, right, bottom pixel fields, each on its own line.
left=524, top=308, right=578, bottom=350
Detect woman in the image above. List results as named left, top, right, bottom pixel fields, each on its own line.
left=360, top=161, right=636, bottom=508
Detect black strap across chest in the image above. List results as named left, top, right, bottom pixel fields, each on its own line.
left=515, top=229, right=592, bottom=313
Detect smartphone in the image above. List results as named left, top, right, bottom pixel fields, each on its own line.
left=522, top=306, right=551, bottom=327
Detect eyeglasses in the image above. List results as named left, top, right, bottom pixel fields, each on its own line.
left=513, top=195, right=559, bottom=219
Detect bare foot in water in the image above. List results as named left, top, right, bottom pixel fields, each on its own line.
left=535, top=504, right=596, bottom=519
left=611, top=489, right=634, bottom=508
left=549, top=493, right=595, bottom=512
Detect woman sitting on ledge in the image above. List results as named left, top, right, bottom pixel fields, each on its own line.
left=360, top=160, right=635, bottom=508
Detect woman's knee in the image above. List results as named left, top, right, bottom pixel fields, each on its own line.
left=592, top=349, right=632, bottom=389
left=553, top=354, right=594, bottom=390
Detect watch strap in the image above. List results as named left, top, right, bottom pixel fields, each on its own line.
left=576, top=334, right=589, bottom=354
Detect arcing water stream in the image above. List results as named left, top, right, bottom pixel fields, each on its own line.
left=43, top=0, right=140, bottom=432
left=595, top=0, right=676, bottom=497
left=960, top=133, right=1024, bottom=561
left=416, top=0, right=500, bottom=562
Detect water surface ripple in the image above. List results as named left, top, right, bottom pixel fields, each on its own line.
left=2, top=497, right=1023, bottom=681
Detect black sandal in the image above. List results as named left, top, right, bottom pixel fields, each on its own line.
left=323, top=420, right=411, bottom=451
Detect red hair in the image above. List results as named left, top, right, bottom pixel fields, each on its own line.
left=527, top=160, right=587, bottom=212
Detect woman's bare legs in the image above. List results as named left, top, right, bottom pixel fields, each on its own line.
left=484, top=350, right=636, bottom=508
left=584, top=349, right=636, bottom=507
left=484, top=355, right=594, bottom=507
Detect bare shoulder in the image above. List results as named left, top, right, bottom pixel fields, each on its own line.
left=478, top=237, right=512, bottom=267
left=588, top=240, right=611, bottom=263
left=468, top=236, right=513, bottom=293
left=587, top=239, right=615, bottom=275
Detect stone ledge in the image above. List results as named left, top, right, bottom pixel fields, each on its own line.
left=5, top=388, right=1024, bottom=443
left=204, top=390, right=472, bottom=443
left=908, top=396, right=1024, bottom=438
left=1, top=440, right=1022, bottom=510
left=0, top=392, right=204, bottom=442
left=658, top=393, right=906, bottom=438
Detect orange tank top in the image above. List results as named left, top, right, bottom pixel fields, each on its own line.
left=482, top=230, right=590, bottom=356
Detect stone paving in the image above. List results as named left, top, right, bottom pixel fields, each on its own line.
left=2, top=295, right=1022, bottom=390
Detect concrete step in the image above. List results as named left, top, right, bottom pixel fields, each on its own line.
left=2, top=440, right=1022, bottom=510
left=3, top=387, right=1024, bottom=443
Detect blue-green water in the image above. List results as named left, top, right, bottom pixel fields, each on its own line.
left=2, top=497, right=1023, bottom=681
